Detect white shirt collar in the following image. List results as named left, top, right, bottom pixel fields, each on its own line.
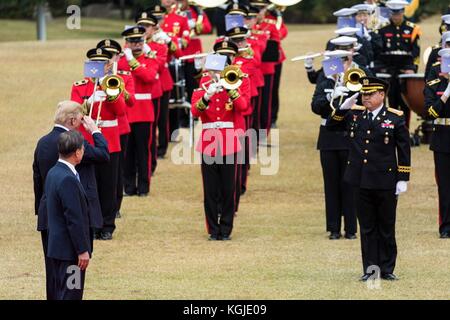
left=58, top=159, right=78, bottom=177
left=368, top=104, right=384, bottom=119
left=54, top=124, right=69, bottom=131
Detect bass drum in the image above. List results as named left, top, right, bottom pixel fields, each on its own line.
left=398, top=73, right=425, bottom=117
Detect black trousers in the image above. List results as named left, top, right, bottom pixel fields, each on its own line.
left=201, top=154, right=237, bottom=237
left=355, top=187, right=398, bottom=275
left=320, top=150, right=357, bottom=234
left=48, top=258, right=86, bottom=300
left=260, top=74, right=274, bottom=133
left=116, top=133, right=129, bottom=214
left=271, top=63, right=283, bottom=125
left=158, top=91, right=170, bottom=157
left=41, top=230, right=55, bottom=300
left=169, top=108, right=180, bottom=140
left=151, top=98, right=160, bottom=174
left=96, top=152, right=119, bottom=233
left=178, top=62, right=197, bottom=128
left=241, top=115, right=252, bottom=194
left=434, top=152, right=450, bottom=233
left=125, top=122, right=152, bottom=195
left=252, top=92, right=262, bottom=147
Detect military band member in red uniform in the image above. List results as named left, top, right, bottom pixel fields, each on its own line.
left=118, top=26, right=159, bottom=197
left=96, top=39, right=136, bottom=219
left=191, top=53, right=248, bottom=240
left=70, top=48, right=128, bottom=240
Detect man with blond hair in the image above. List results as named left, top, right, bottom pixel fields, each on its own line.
left=33, top=100, right=109, bottom=299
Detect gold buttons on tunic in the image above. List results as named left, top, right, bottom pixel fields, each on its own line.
left=364, top=150, right=368, bottom=154
left=364, top=159, right=368, bottom=164
left=367, top=130, right=371, bottom=134
left=366, top=140, right=369, bottom=144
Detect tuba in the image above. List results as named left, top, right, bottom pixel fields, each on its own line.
left=219, top=65, right=247, bottom=90
left=344, top=68, right=366, bottom=92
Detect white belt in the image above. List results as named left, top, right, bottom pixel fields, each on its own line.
left=135, top=93, right=152, bottom=100
left=202, top=121, right=234, bottom=129
left=434, top=118, right=450, bottom=126
left=97, top=119, right=118, bottom=128
left=321, top=118, right=327, bottom=126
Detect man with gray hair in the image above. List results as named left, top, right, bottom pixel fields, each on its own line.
left=33, top=100, right=109, bottom=299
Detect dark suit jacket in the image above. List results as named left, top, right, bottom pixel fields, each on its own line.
left=45, top=162, right=91, bottom=261
left=33, top=127, right=109, bottom=231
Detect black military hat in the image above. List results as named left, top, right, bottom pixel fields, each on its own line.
left=86, top=47, right=113, bottom=61
left=226, top=26, right=249, bottom=40
left=135, top=11, right=158, bottom=26
left=359, top=77, right=389, bottom=94
left=226, top=3, right=249, bottom=16
left=121, top=26, right=146, bottom=42
left=96, top=39, right=122, bottom=54
left=146, top=5, right=167, bottom=18
left=213, top=40, right=239, bottom=55
left=247, top=6, right=260, bottom=17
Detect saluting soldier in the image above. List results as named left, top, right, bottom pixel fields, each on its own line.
left=425, top=16, right=450, bottom=78
left=423, top=48, right=450, bottom=238
left=118, top=26, right=159, bottom=197
left=327, top=76, right=411, bottom=281
left=374, top=0, right=421, bottom=128
left=71, top=48, right=128, bottom=240
left=191, top=53, right=249, bottom=241
left=96, top=39, right=136, bottom=219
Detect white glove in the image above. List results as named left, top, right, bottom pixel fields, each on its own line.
left=204, top=82, right=222, bottom=100
left=157, top=31, right=172, bottom=44
left=395, top=181, right=408, bottom=195
left=188, top=19, right=196, bottom=29
left=340, top=92, right=359, bottom=110
left=124, top=48, right=134, bottom=61
left=364, top=27, right=372, bottom=41
left=88, top=90, right=107, bottom=104
left=443, top=82, right=450, bottom=99
left=304, top=57, right=314, bottom=69
left=143, top=43, right=151, bottom=55
left=330, top=86, right=349, bottom=101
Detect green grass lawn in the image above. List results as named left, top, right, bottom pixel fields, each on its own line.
left=0, top=18, right=133, bottom=42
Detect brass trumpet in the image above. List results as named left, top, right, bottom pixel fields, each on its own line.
left=100, top=74, right=125, bottom=101
left=343, top=68, right=366, bottom=92
left=219, top=65, right=247, bottom=90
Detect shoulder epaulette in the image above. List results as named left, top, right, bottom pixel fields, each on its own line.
left=387, top=107, right=404, bottom=116
left=379, top=22, right=390, bottom=29
left=432, top=44, right=441, bottom=49
left=427, top=78, right=441, bottom=86
left=351, top=105, right=366, bottom=111
left=405, top=21, right=416, bottom=28
left=117, top=70, right=131, bottom=76
left=202, top=72, right=209, bottom=77
left=432, top=61, right=441, bottom=67
left=74, top=79, right=88, bottom=86
left=146, top=51, right=157, bottom=59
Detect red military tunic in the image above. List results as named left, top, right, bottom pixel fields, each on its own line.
left=181, top=6, right=212, bottom=62
left=264, top=13, right=288, bottom=65
left=118, top=52, right=159, bottom=123
left=116, top=70, right=135, bottom=136
left=148, top=40, right=173, bottom=92
left=161, top=10, right=191, bottom=58
left=71, top=78, right=127, bottom=153
left=191, top=75, right=247, bottom=156
left=253, top=18, right=279, bottom=75
left=248, top=35, right=265, bottom=90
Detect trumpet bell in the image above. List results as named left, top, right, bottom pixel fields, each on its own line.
left=344, top=68, right=366, bottom=92
left=220, top=65, right=246, bottom=90
left=101, top=75, right=125, bottom=100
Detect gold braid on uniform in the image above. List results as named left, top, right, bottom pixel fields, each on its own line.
left=196, top=96, right=208, bottom=111
left=195, top=21, right=203, bottom=35
left=397, top=165, right=411, bottom=173
left=228, top=89, right=240, bottom=101
left=330, top=110, right=344, bottom=121
left=428, top=106, right=439, bottom=118
left=168, top=41, right=177, bottom=53
left=128, top=58, right=140, bottom=71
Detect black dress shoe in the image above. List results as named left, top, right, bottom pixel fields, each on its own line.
left=345, top=233, right=357, bottom=240
left=440, top=232, right=450, bottom=239
left=100, top=232, right=113, bottom=240
left=381, top=273, right=398, bottom=281
left=123, top=191, right=136, bottom=197
left=359, top=274, right=372, bottom=282
left=222, top=235, right=232, bottom=241
left=138, top=193, right=148, bottom=197
left=94, top=232, right=101, bottom=240
left=208, top=235, right=219, bottom=241
left=329, top=232, right=341, bottom=240
left=116, top=211, right=121, bottom=219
